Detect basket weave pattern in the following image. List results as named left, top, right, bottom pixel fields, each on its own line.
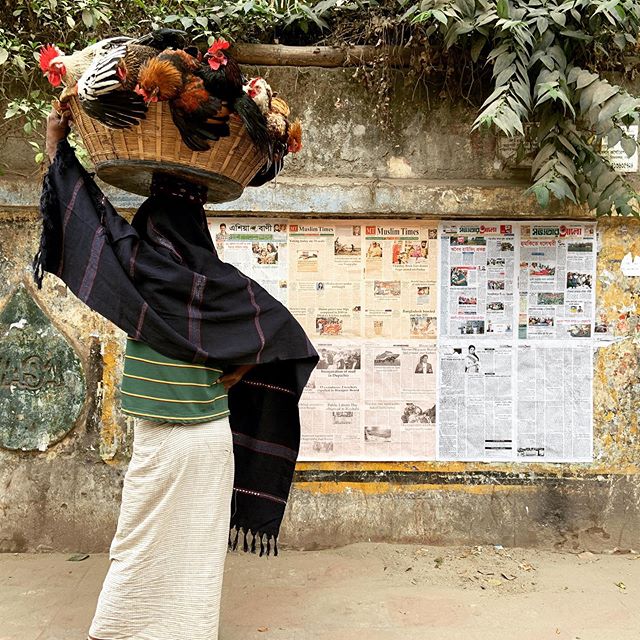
left=68, top=97, right=267, bottom=189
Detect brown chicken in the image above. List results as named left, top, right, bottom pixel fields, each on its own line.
left=136, top=49, right=230, bottom=151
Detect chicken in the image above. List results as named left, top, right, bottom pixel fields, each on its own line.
left=198, top=39, right=270, bottom=156
left=39, top=29, right=187, bottom=105
left=136, top=49, right=230, bottom=151
left=76, top=42, right=158, bottom=128
left=245, top=78, right=302, bottom=186
left=39, top=37, right=130, bottom=100
left=246, top=77, right=289, bottom=159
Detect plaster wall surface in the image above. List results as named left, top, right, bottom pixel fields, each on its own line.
left=0, top=66, right=639, bottom=553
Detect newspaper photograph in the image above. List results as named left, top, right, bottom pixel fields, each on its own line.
left=518, top=223, right=596, bottom=340
left=440, top=222, right=516, bottom=338
left=516, top=342, right=593, bottom=462
left=363, top=222, right=438, bottom=339
left=437, top=341, right=515, bottom=461
left=207, top=219, right=289, bottom=304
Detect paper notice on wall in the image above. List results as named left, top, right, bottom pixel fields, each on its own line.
left=516, top=342, right=593, bottom=462
left=363, top=223, right=439, bottom=340
left=208, top=219, right=289, bottom=304
left=439, top=222, right=516, bottom=338
left=601, top=125, right=639, bottom=173
left=437, top=341, right=515, bottom=461
left=299, top=340, right=437, bottom=460
left=287, top=222, right=364, bottom=338
left=518, top=223, right=596, bottom=340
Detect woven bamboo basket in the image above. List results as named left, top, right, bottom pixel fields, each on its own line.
left=67, top=97, right=267, bottom=203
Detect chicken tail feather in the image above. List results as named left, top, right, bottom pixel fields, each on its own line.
left=233, top=93, right=271, bottom=157
left=80, top=90, right=148, bottom=129
left=170, top=104, right=230, bottom=151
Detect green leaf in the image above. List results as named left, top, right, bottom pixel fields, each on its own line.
left=557, top=135, right=577, bottom=156
left=592, top=83, right=619, bottom=107
left=531, top=184, right=550, bottom=208
left=536, top=16, right=548, bottom=34
left=497, top=0, right=509, bottom=20
left=82, top=9, right=93, bottom=28
left=549, top=10, right=566, bottom=26
left=560, top=30, right=593, bottom=41
left=531, top=142, right=556, bottom=176
left=598, top=94, right=626, bottom=123
left=66, top=14, right=76, bottom=28
left=621, top=136, right=637, bottom=157
left=607, top=127, right=624, bottom=147
left=0, top=48, right=8, bottom=66
left=432, top=9, right=448, bottom=25
left=614, top=33, right=627, bottom=50
left=471, top=36, right=487, bottom=62
left=575, top=70, right=598, bottom=90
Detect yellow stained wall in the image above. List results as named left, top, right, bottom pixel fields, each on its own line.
left=90, top=218, right=640, bottom=484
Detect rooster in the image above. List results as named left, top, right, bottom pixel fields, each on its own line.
left=39, top=37, right=129, bottom=100
left=135, top=49, right=230, bottom=151
left=246, top=77, right=303, bottom=157
left=198, top=38, right=270, bottom=156
left=39, top=29, right=187, bottom=126
left=245, top=78, right=302, bottom=186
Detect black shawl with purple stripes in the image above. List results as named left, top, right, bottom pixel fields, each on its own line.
left=34, top=140, right=318, bottom=555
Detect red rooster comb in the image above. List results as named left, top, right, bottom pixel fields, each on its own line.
left=39, top=44, right=63, bottom=72
left=207, top=38, right=230, bottom=55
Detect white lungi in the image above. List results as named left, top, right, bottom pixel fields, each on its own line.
left=89, top=416, right=234, bottom=640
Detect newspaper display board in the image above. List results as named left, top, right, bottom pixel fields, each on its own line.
left=210, top=217, right=595, bottom=463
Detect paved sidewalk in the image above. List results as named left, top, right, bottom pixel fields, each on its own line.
left=2, top=543, right=640, bottom=640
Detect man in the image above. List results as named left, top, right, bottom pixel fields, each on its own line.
left=414, top=354, right=433, bottom=374
left=41, top=109, right=317, bottom=640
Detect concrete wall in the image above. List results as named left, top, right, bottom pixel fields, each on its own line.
left=0, top=66, right=639, bottom=553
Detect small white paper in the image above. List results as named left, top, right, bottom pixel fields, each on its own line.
left=621, top=252, right=640, bottom=276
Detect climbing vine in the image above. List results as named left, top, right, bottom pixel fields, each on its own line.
left=1, top=0, right=640, bottom=214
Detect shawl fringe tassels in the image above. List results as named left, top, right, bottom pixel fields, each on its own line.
left=228, top=527, right=279, bottom=557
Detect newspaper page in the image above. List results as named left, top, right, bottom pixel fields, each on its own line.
left=287, top=221, right=363, bottom=339
left=207, top=219, right=289, bottom=304
left=516, top=342, right=593, bottom=462
left=519, top=223, right=596, bottom=340
left=363, top=223, right=439, bottom=340
left=360, top=341, right=437, bottom=460
left=300, top=340, right=437, bottom=460
left=439, top=222, right=517, bottom=338
left=298, top=340, right=364, bottom=460
left=437, top=341, right=515, bottom=461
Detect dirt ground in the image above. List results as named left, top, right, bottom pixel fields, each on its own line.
left=2, top=542, right=640, bottom=640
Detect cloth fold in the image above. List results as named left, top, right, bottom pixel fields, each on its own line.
left=35, top=140, right=318, bottom=550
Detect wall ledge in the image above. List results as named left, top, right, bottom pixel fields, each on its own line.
left=0, top=176, right=591, bottom=220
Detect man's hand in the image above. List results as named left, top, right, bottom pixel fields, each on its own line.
left=45, top=105, right=72, bottom=162
left=219, top=364, right=256, bottom=391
